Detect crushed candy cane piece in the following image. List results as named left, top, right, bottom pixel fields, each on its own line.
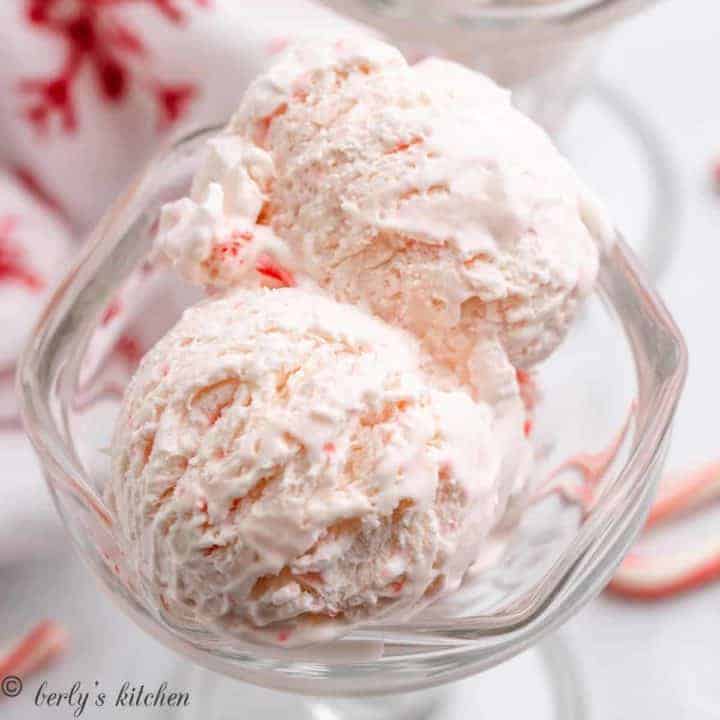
left=0, top=620, right=68, bottom=683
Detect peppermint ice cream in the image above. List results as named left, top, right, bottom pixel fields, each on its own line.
left=158, top=39, right=609, bottom=389
left=108, top=37, right=607, bottom=647
left=107, top=288, right=524, bottom=646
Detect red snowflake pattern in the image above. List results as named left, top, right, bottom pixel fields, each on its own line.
left=19, top=0, right=210, bottom=133
left=13, top=165, right=66, bottom=218
left=0, top=215, right=45, bottom=291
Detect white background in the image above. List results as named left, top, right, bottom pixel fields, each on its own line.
left=3, top=0, right=719, bottom=717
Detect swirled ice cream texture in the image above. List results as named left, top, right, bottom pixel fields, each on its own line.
left=113, top=37, right=607, bottom=647
left=107, top=289, right=520, bottom=646
left=158, top=38, right=609, bottom=387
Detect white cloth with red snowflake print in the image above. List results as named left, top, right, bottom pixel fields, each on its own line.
left=0, top=171, right=74, bottom=375
left=0, top=0, right=367, bottom=231
left=0, top=169, right=76, bottom=566
left=0, top=0, right=369, bottom=567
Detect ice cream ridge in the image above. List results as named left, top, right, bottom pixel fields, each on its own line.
left=106, top=37, right=612, bottom=647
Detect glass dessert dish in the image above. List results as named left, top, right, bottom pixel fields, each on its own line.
left=320, top=0, right=659, bottom=134
left=19, top=127, right=686, bottom=718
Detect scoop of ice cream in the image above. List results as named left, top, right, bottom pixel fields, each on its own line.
left=107, top=288, right=525, bottom=646
left=157, top=38, right=608, bottom=387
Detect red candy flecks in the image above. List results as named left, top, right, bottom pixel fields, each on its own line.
left=20, top=0, right=209, bottom=133
left=523, top=419, right=533, bottom=437
left=256, top=254, right=295, bottom=287
left=0, top=215, right=45, bottom=291
left=516, top=368, right=538, bottom=413
left=516, top=368, right=537, bottom=437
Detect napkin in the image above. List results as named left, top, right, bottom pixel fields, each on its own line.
left=0, top=0, right=370, bottom=567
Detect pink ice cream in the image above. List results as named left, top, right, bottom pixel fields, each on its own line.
left=158, top=38, right=609, bottom=398
left=109, top=37, right=606, bottom=647
left=107, top=288, right=525, bottom=646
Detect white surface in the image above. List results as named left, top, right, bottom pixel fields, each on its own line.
left=562, top=1, right=720, bottom=718
left=3, top=0, right=719, bottom=717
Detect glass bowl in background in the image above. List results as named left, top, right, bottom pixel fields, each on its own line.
left=319, top=0, right=659, bottom=133
left=19, top=128, right=686, bottom=718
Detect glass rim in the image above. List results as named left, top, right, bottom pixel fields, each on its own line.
left=323, top=0, right=660, bottom=40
